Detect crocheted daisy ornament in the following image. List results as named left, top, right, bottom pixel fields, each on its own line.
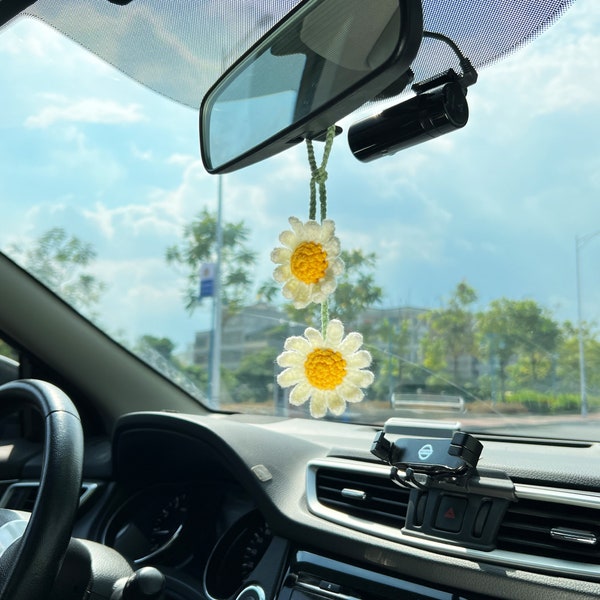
left=272, top=127, right=373, bottom=418
left=277, top=319, right=374, bottom=418
left=271, top=217, right=343, bottom=309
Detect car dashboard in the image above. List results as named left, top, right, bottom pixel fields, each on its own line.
left=4, top=411, right=600, bottom=600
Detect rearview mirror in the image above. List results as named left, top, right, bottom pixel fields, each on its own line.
left=200, top=0, right=423, bottom=173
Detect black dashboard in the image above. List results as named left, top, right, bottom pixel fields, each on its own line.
left=4, top=411, right=600, bottom=600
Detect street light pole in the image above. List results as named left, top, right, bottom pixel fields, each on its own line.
left=575, top=231, right=600, bottom=417
left=210, top=175, right=224, bottom=409
left=575, top=236, right=587, bottom=417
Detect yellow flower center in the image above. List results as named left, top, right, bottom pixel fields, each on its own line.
left=290, top=241, right=328, bottom=284
left=304, top=348, right=347, bottom=390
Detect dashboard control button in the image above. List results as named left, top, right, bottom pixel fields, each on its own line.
left=434, top=496, right=467, bottom=533
left=319, top=581, right=341, bottom=593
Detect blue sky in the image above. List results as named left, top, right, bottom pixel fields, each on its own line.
left=0, top=1, right=599, bottom=354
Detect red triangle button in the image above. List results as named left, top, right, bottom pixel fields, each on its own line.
left=444, top=507, right=456, bottom=520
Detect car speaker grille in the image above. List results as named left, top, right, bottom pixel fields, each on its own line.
left=315, top=467, right=410, bottom=528
left=497, top=496, right=600, bottom=563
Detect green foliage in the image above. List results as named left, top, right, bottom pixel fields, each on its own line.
left=508, top=353, right=554, bottom=392
left=372, top=317, right=426, bottom=399
left=0, top=338, right=17, bottom=361
left=138, top=335, right=176, bottom=359
left=420, top=281, right=478, bottom=387
left=181, top=363, right=209, bottom=389
left=331, top=249, right=383, bottom=326
left=9, top=227, right=105, bottom=315
left=478, top=298, right=561, bottom=401
left=233, top=347, right=278, bottom=403
left=166, top=208, right=257, bottom=313
left=135, top=334, right=209, bottom=393
left=554, top=321, right=600, bottom=395
left=503, top=390, right=593, bottom=414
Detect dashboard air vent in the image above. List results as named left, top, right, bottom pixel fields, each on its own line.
left=309, top=460, right=600, bottom=580
left=0, top=482, right=98, bottom=511
left=2, top=483, right=38, bottom=512
left=497, top=495, right=600, bottom=563
left=315, top=467, right=410, bottom=528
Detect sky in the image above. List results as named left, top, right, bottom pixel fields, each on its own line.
left=0, top=1, right=599, bottom=356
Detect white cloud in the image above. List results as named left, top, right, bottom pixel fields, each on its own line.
left=1, top=17, right=120, bottom=73
left=167, top=153, right=196, bottom=166
left=81, top=157, right=215, bottom=245
left=95, top=257, right=177, bottom=303
left=0, top=18, right=73, bottom=60
left=469, top=6, right=600, bottom=125
left=83, top=200, right=181, bottom=242
left=91, top=256, right=207, bottom=343
left=83, top=203, right=116, bottom=240
left=25, top=97, right=146, bottom=128
left=131, top=144, right=153, bottom=161
left=38, top=125, right=125, bottom=186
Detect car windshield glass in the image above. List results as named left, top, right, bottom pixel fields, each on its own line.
left=1, top=2, right=599, bottom=440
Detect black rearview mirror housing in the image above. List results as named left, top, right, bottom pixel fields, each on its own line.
left=200, top=0, right=423, bottom=174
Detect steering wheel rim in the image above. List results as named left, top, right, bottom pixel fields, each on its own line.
left=0, top=379, right=83, bottom=600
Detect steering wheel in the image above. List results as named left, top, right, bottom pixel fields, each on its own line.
left=0, top=379, right=83, bottom=600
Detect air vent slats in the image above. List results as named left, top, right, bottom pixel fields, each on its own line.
left=4, top=485, right=38, bottom=512
left=497, top=497, right=600, bottom=562
left=0, top=482, right=98, bottom=511
left=316, top=467, right=410, bottom=528
left=309, top=459, right=600, bottom=580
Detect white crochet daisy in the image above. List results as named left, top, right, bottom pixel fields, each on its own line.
left=276, top=319, right=373, bottom=418
left=271, top=216, right=344, bottom=309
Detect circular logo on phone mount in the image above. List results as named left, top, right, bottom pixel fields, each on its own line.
left=418, top=444, right=434, bottom=461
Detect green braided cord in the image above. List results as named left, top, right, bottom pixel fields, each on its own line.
left=306, top=139, right=318, bottom=220
left=319, top=126, right=336, bottom=221
left=305, top=126, right=336, bottom=335
left=305, top=125, right=336, bottom=222
left=321, top=299, right=329, bottom=335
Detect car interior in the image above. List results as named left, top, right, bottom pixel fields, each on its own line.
left=1, top=0, right=600, bottom=599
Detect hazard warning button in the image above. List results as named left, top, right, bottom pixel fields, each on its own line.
left=434, top=495, right=468, bottom=533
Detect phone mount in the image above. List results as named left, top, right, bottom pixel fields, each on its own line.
left=371, top=429, right=482, bottom=490
left=370, top=420, right=515, bottom=550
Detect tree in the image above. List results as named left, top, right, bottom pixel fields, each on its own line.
left=136, top=334, right=209, bottom=393
left=138, top=335, right=176, bottom=360
left=507, top=300, right=561, bottom=390
left=166, top=208, right=257, bottom=313
left=372, top=317, right=425, bottom=400
left=420, top=281, right=478, bottom=390
left=330, top=249, right=383, bottom=327
left=8, top=227, right=105, bottom=315
left=478, top=298, right=560, bottom=401
left=556, top=321, right=600, bottom=396
left=234, top=346, right=279, bottom=403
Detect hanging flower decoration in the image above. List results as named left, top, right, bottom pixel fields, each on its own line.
left=276, top=320, right=373, bottom=418
left=271, top=126, right=374, bottom=418
left=271, top=217, right=344, bottom=309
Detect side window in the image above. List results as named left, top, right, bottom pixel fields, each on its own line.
left=0, top=336, right=18, bottom=385
left=0, top=336, right=21, bottom=438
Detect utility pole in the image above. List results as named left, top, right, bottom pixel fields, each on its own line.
left=575, top=231, right=600, bottom=417
left=210, top=175, right=224, bottom=408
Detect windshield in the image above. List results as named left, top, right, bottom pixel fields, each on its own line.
left=1, top=2, right=599, bottom=439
